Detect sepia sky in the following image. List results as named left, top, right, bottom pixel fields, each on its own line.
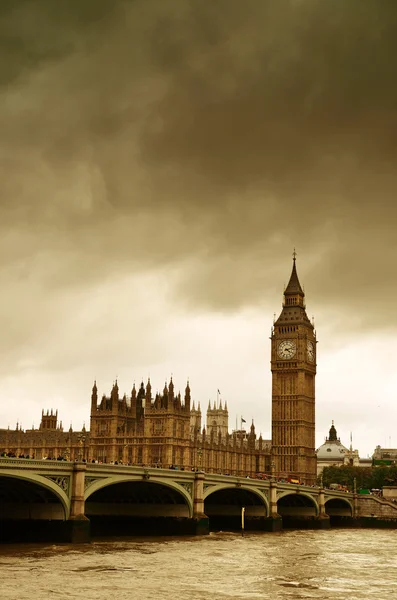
left=0, top=0, right=396, bottom=457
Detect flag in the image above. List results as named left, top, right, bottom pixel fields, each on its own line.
left=217, top=389, right=221, bottom=394
left=241, top=417, right=246, bottom=423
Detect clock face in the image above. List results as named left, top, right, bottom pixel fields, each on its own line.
left=277, top=340, right=296, bottom=359
left=307, top=340, right=315, bottom=362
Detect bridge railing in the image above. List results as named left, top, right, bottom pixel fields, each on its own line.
left=0, top=456, right=74, bottom=470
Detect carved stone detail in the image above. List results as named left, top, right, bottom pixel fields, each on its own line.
left=204, top=484, right=215, bottom=492
left=181, top=483, right=193, bottom=497
left=44, top=475, right=70, bottom=494
left=84, top=477, right=102, bottom=491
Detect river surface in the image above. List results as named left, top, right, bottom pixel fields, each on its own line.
left=0, top=530, right=396, bottom=600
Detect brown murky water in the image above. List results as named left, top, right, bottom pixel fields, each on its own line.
left=1, top=530, right=396, bottom=600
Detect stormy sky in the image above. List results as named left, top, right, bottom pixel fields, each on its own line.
left=0, top=0, right=396, bottom=456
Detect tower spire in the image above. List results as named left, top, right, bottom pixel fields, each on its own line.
left=284, top=250, right=304, bottom=296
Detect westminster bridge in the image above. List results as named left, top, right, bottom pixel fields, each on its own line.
left=1, top=458, right=397, bottom=542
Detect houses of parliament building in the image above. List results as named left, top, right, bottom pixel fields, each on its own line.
left=0, top=256, right=317, bottom=484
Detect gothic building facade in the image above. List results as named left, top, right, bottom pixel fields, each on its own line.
left=0, top=409, right=88, bottom=460
left=1, top=255, right=317, bottom=482
left=89, top=378, right=271, bottom=476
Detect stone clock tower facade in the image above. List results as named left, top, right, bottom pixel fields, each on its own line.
left=271, top=254, right=317, bottom=485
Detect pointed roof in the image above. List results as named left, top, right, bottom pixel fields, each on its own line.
left=284, top=252, right=304, bottom=296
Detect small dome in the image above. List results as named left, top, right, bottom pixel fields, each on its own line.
left=316, top=439, right=349, bottom=460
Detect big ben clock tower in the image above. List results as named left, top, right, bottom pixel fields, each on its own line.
left=271, top=252, right=317, bottom=485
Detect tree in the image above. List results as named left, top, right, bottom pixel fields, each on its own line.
left=319, top=465, right=397, bottom=490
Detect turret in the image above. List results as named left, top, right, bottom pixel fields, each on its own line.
left=130, top=383, right=137, bottom=412
left=91, top=380, right=98, bottom=411
left=184, top=380, right=191, bottom=410
left=145, top=378, right=152, bottom=407
left=168, top=377, right=174, bottom=402
left=137, top=382, right=145, bottom=418
left=111, top=380, right=119, bottom=410
left=40, top=408, right=58, bottom=431
left=249, top=420, right=256, bottom=448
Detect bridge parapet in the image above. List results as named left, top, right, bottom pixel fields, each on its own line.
left=0, top=457, right=74, bottom=473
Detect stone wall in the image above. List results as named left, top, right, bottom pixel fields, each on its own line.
left=358, top=495, right=397, bottom=519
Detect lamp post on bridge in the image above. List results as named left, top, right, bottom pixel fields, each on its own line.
left=353, top=476, right=358, bottom=518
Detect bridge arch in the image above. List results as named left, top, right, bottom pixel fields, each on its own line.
left=203, top=484, right=269, bottom=530
left=277, top=490, right=319, bottom=518
left=0, top=472, right=69, bottom=520
left=204, top=483, right=269, bottom=514
left=85, top=475, right=194, bottom=518
left=325, top=496, right=353, bottom=517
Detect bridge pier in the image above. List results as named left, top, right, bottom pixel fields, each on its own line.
left=69, top=462, right=90, bottom=543
left=353, top=492, right=359, bottom=518
left=192, top=472, right=209, bottom=535
left=317, top=486, right=330, bottom=529
left=266, top=479, right=282, bottom=531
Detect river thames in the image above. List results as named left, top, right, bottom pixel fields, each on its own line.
left=0, top=529, right=396, bottom=600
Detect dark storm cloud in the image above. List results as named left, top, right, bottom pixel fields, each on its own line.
left=1, top=0, right=397, bottom=332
